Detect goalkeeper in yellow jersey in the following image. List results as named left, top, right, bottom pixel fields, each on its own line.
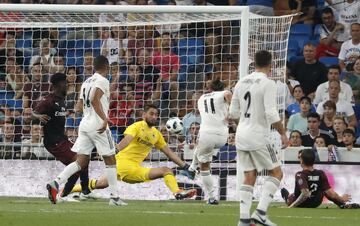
left=73, top=103, right=196, bottom=200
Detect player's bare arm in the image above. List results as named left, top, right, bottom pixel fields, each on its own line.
left=161, top=146, right=186, bottom=168
left=91, top=88, right=107, bottom=134
left=224, top=90, right=232, bottom=104
left=289, top=188, right=311, bottom=208
left=325, top=189, right=351, bottom=204
left=272, top=120, right=289, bottom=149
left=116, top=135, right=134, bottom=151
left=32, top=111, right=51, bottom=124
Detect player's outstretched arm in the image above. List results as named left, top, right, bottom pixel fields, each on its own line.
left=289, top=188, right=311, bottom=208
left=116, top=135, right=134, bottom=152
left=224, top=90, right=232, bottom=104
left=75, top=99, right=84, bottom=113
left=161, top=146, right=186, bottom=168
left=325, top=188, right=351, bottom=207
left=272, top=120, right=289, bottom=149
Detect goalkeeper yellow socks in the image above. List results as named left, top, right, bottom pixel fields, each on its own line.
left=71, top=179, right=97, bottom=193
left=164, top=173, right=180, bottom=193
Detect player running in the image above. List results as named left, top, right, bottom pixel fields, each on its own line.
left=281, top=149, right=359, bottom=209
left=229, top=50, right=288, bottom=226
left=186, top=79, right=232, bottom=205
left=33, top=73, right=91, bottom=202
left=46, top=56, right=126, bottom=206
left=71, top=104, right=197, bottom=200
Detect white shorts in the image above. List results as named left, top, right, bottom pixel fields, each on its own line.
left=72, top=129, right=116, bottom=156
left=196, top=132, right=228, bottom=163
left=237, top=144, right=280, bottom=172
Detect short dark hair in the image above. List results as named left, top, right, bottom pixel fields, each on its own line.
left=290, top=130, right=302, bottom=138
left=50, top=73, right=66, bottom=85
left=94, top=55, right=109, bottom=71
left=307, top=112, right=320, bottom=121
left=254, top=50, right=272, bottom=68
left=322, top=100, right=336, bottom=111
left=343, top=128, right=355, bottom=137
left=328, top=65, right=341, bottom=74
left=144, top=103, right=159, bottom=113
left=300, top=96, right=312, bottom=105
left=210, top=79, right=225, bottom=91
left=322, top=7, right=334, bottom=16
left=301, top=149, right=316, bottom=166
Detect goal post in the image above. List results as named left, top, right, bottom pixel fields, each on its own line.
left=0, top=4, right=292, bottom=201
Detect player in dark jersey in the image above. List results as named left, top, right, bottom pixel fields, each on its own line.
left=33, top=73, right=92, bottom=202
left=281, top=149, right=359, bottom=209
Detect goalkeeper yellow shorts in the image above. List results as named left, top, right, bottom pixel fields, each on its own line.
left=116, top=159, right=151, bottom=184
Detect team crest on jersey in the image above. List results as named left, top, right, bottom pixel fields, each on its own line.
left=298, top=178, right=303, bottom=186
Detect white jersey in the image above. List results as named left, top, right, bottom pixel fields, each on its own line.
left=101, top=38, right=124, bottom=64
left=79, top=73, right=110, bottom=132
left=313, top=81, right=354, bottom=105
left=198, top=91, right=229, bottom=134
left=229, top=72, right=280, bottom=150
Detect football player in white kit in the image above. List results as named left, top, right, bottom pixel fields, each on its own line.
left=229, top=50, right=288, bottom=226
left=47, top=55, right=126, bottom=206
left=186, top=79, right=232, bottom=205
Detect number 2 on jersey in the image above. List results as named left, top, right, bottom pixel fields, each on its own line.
left=244, top=91, right=251, bottom=118
left=204, top=98, right=216, bottom=114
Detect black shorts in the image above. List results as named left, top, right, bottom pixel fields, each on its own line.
left=46, top=140, right=76, bottom=165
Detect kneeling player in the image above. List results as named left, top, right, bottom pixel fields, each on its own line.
left=281, top=149, right=359, bottom=209
left=72, top=104, right=196, bottom=200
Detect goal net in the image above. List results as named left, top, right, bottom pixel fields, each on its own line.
left=0, top=4, right=292, bottom=201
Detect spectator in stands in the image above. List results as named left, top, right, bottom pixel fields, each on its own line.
left=301, top=112, right=336, bottom=147
left=22, top=63, right=50, bottom=108
left=0, top=31, right=23, bottom=74
left=127, top=25, right=154, bottom=58
left=316, top=7, right=346, bottom=59
left=21, top=107, right=33, bottom=140
left=126, top=64, right=153, bottom=104
left=137, top=48, right=160, bottom=85
left=289, top=130, right=303, bottom=147
left=151, top=32, right=180, bottom=111
left=287, top=96, right=312, bottom=133
left=81, top=51, right=94, bottom=81
left=4, top=57, right=26, bottom=100
left=314, top=135, right=327, bottom=148
left=316, top=80, right=357, bottom=128
left=338, top=128, right=360, bottom=150
left=325, top=0, right=360, bottom=40
left=314, top=65, right=353, bottom=105
left=185, top=121, right=200, bottom=150
left=217, top=132, right=236, bottom=162
left=109, top=83, right=136, bottom=140
left=289, top=0, right=317, bottom=24
left=49, top=53, right=65, bottom=75
left=333, top=116, right=347, bottom=146
left=284, top=65, right=300, bottom=107
left=101, top=26, right=126, bottom=64
left=0, top=120, right=21, bottom=159
left=30, top=38, right=54, bottom=72
left=242, top=0, right=275, bottom=16
left=66, top=67, right=80, bottom=114
left=343, top=57, right=360, bottom=104
left=181, top=91, right=201, bottom=139
left=319, top=100, right=337, bottom=137
left=339, top=23, right=360, bottom=72
left=21, top=121, right=49, bottom=159
left=291, top=43, right=328, bottom=97
left=287, top=85, right=316, bottom=116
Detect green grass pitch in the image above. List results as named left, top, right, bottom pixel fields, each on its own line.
left=0, top=197, right=358, bottom=226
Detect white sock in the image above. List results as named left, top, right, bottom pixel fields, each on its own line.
left=257, top=177, right=280, bottom=214
left=105, top=165, right=119, bottom=198
left=189, top=148, right=199, bottom=172
left=56, top=161, right=81, bottom=184
left=200, top=170, right=215, bottom=199
left=239, top=185, right=254, bottom=220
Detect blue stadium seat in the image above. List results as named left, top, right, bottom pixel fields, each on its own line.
left=289, top=34, right=310, bottom=50
left=66, top=50, right=76, bottom=66
left=66, top=117, right=75, bottom=128
left=319, top=57, right=339, bottom=67
left=177, top=38, right=205, bottom=73
left=289, top=55, right=304, bottom=64
left=287, top=40, right=299, bottom=60
left=317, top=0, right=325, bottom=8
left=0, top=90, right=15, bottom=101
left=75, top=40, right=85, bottom=49
left=290, top=24, right=313, bottom=36
left=16, top=39, right=32, bottom=49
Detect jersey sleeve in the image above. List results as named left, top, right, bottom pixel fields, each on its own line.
left=320, top=170, right=331, bottom=191
left=229, top=81, right=241, bottom=119
left=316, top=103, right=324, bottom=115
left=264, top=80, right=280, bottom=124
left=338, top=42, right=346, bottom=60
left=154, top=129, right=167, bottom=150
left=95, top=77, right=109, bottom=94
left=295, top=171, right=309, bottom=191
left=123, top=123, right=139, bottom=138
left=79, top=84, right=84, bottom=100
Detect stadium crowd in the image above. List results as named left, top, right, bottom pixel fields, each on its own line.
left=0, top=0, right=360, bottom=163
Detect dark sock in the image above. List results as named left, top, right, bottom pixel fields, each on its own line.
left=62, top=173, right=80, bottom=197
left=80, top=167, right=90, bottom=195
left=326, top=194, right=345, bottom=208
